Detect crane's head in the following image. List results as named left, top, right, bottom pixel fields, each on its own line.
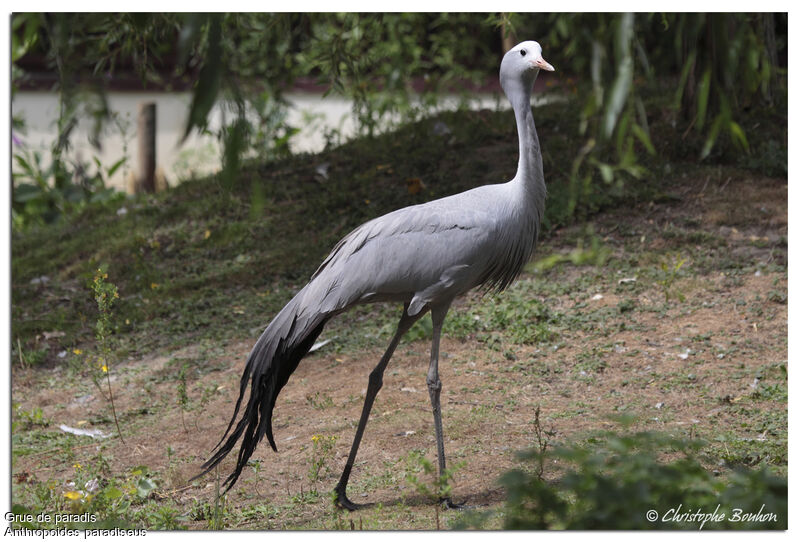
left=500, top=41, right=554, bottom=98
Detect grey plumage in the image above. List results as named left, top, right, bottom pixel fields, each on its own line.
left=194, top=40, right=554, bottom=509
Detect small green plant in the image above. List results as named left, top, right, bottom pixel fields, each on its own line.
left=194, top=383, right=224, bottom=430
left=134, top=502, right=185, bottom=529
left=403, top=450, right=465, bottom=507
left=209, top=466, right=228, bottom=529
left=458, top=428, right=787, bottom=530
left=306, top=391, right=334, bottom=410
left=530, top=406, right=554, bottom=481
left=248, top=459, right=263, bottom=497
left=13, top=338, right=48, bottom=368
left=12, top=403, right=50, bottom=430
left=11, top=460, right=164, bottom=530
left=12, top=146, right=126, bottom=230
left=656, top=254, right=688, bottom=302
left=89, top=267, right=124, bottom=443
left=766, top=289, right=787, bottom=304
left=308, top=434, right=338, bottom=487
left=533, top=228, right=612, bottom=272
left=177, top=363, right=189, bottom=432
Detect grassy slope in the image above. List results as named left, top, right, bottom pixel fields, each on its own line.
left=12, top=98, right=620, bottom=361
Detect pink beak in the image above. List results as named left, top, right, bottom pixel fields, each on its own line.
left=533, top=56, right=555, bottom=72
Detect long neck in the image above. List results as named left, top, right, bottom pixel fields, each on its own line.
left=509, top=84, right=545, bottom=198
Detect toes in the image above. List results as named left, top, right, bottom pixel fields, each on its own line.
left=440, top=497, right=468, bottom=510
left=335, top=493, right=363, bottom=511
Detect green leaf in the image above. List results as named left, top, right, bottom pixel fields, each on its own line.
left=673, top=50, right=697, bottom=110
left=13, top=183, right=43, bottom=203
left=13, top=154, right=37, bottom=180
left=104, top=485, right=124, bottom=500
left=700, top=114, right=724, bottom=160
left=11, top=14, right=40, bottom=62
left=631, top=123, right=656, bottom=155
left=106, top=157, right=127, bottom=178
left=137, top=477, right=157, bottom=499
left=696, top=68, right=712, bottom=131
left=728, top=121, right=750, bottom=153
left=602, top=57, right=633, bottom=139
left=181, top=15, right=223, bottom=143
left=602, top=14, right=635, bottom=140
left=598, top=163, right=614, bottom=184
left=177, top=13, right=206, bottom=66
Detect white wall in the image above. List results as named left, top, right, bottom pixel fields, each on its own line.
left=12, top=90, right=514, bottom=192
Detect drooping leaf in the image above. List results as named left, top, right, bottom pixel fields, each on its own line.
left=696, top=68, right=712, bottom=131
left=700, top=113, right=725, bottom=160
left=673, top=50, right=698, bottom=111
left=181, top=14, right=223, bottom=143
left=106, top=157, right=127, bottom=178
left=631, top=123, right=656, bottom=155
left=12, top=183, right=43, bottom=203
left=602, top=13, right=635, bottom=140
left=728, top=121, right=750, bottom=153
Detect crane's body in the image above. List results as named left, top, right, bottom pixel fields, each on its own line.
left=309, top=180, right=542, bottom=314
left=195, top=41, right=554, bottom=510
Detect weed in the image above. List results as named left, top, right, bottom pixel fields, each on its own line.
left=766, top=290, right=787, bottom=304
left=306, top=391, right=334, bottom=410
left=247, top=459, right=264, bottom=497
left=403, top=450, right=465, bottom=507
left=13, top=338, right=48, bottom=368
left=308, top=434, right=338, bottom=487
left=532, top=227, right=612, bottom=272
left=88, top=267, right=125, bottom=443
left=12, top=403, right=50, bottom=430
left=133, top=502, right=186, bottom=529
left=713, top=431, right=787, bottom=469
left=209, top=466, right=227, bottom=529
left=10, top=459, right=167, bottom=530
left=530, top=406, right=554, bottom=481
left=617, top=298, right=637, bottom=313
left=177, top=363, right=189, bottom=432
left=236, top=503, right=278, bottom=527
left=656, top=253, right=688, bottom=302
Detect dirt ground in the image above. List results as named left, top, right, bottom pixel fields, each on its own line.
left=11, top=173, right=787, bottom=529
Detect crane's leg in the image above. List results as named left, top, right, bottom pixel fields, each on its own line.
left=335, top=304, right=421, bottom=510
left=427, top=302, right=463, bottom=509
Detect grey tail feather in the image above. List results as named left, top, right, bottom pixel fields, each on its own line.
left=191, top=297, right=327, bottom=492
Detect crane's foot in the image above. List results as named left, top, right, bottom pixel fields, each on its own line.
left=334, top=485, right=365, bottom=511
left=440, top=496, right=468, bottom=510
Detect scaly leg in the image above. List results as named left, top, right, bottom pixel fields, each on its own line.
left=427, top=302, right=463, bottom=509
left=335, top=304, right=421, bottom=510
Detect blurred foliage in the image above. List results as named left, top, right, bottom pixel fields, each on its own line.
left=12, top=146, right=126, bottom=230
left=11, top=12, right=786, bottom=228
left=456, top=428, right=787, bottom=530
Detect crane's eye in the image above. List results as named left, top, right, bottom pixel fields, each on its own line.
left=520, top=50, right=527, bottom=57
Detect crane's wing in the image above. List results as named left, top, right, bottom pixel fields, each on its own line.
left=306, top=182, right=536, bottom=316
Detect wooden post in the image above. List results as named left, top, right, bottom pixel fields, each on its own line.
left=137, top=102, right=156, bottom=193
